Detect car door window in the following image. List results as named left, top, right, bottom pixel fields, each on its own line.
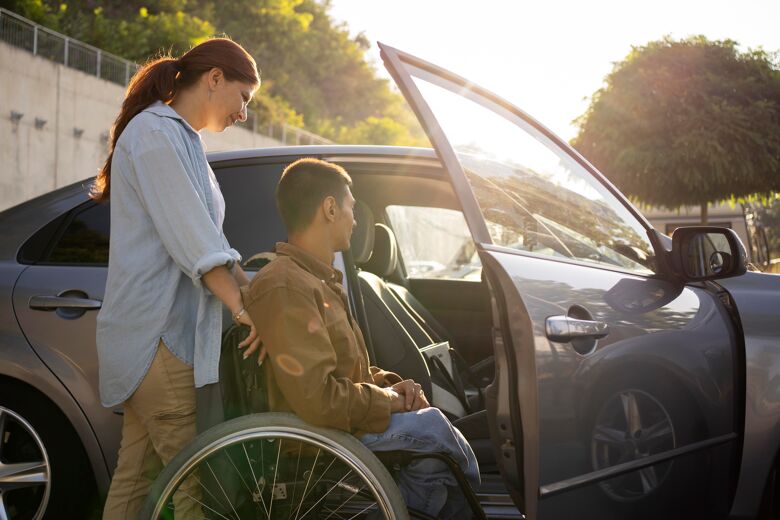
left=214, top=163, right=287, bottom=265
left=385, top=205, right=482, bottom=280
left=408, top=72, right=656, bottom=275
left=44, top=202, right=110, bottom=265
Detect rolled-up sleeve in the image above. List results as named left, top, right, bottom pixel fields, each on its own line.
left=245, top=286, right=392, bottom=433
left=127, top=130, right=240, bottom=286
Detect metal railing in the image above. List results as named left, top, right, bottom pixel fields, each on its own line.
left=0, top=7, right=331, bottom=146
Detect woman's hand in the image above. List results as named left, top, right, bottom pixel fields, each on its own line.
left=235, top=311, right=267, bottom=365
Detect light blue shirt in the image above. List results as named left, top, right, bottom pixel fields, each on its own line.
left=96, top=101, right=240, bottom=407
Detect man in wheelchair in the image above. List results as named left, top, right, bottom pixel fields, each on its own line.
left=239, top=158, right=479, bottom=519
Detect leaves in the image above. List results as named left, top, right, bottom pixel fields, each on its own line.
left=572, top=36, right=780, bottom=211
left=5, top=0, right=425, bottom=145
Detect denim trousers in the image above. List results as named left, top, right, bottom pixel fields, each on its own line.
left=360, top=407, right=480, bottom=519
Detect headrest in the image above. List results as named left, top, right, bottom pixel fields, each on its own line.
left=363, top=223, right=399, bottom=277
left=350, top=200, right=374, bottom=264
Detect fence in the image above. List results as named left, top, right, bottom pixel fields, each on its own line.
left=0, top=7, right=331, bottom=146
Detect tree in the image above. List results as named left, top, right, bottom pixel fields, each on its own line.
left=572, top=36, right=780, bottom=223
left=5, top=0, right=427, bottom=146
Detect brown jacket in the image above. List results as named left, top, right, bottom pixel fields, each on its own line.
left=242, top=242, right=402, bottom=434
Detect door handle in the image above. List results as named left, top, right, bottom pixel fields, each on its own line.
left=29, top=295, right=102, bottom=310
left=545, top=315, right=609, bottom=343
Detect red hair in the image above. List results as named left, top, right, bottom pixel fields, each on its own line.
left=91, top=38, right=260, bottom=202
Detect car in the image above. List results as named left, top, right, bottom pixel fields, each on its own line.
left=1, top=43, right=779, bottom=519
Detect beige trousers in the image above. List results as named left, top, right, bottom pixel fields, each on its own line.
left=102, top=341, right=200, bottom=519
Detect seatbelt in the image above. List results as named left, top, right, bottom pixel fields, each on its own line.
left=342, top=249, right=377, bottom=364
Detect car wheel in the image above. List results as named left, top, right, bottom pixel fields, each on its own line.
left=0, top=383, right=97, bottom=519
left=585, top=373, right=708, bottom=518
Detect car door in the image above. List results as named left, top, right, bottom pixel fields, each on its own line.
left=12, top=199, right=122, bottom=471
left=381, top=44, right=740, bottom=519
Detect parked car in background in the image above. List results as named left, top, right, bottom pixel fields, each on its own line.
left=1, top=44, right=780, bottom=519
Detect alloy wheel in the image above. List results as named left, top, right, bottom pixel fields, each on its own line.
left=590, top=389, right=676, bottom=502
left=0, top=406, right=51, bottom=520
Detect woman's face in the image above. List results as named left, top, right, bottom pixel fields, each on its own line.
left=205, top=69, right=257, bottom=132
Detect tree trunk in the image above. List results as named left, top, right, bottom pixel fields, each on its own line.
left=700, top=202, right=708, bottom=225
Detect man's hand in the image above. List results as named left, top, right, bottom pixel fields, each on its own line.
left=389, top=379, right=429, bottom=412
left=235, top=312, right=268, bottom=365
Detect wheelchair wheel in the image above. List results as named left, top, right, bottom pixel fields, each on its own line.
left=141, top=412, right=408, bottom=519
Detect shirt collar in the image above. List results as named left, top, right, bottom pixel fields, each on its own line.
left=275, top=242, right=342, bottom=284
left=143, top=101, right=200, bottom=136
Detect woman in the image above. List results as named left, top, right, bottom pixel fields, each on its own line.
left=92, top=38, right=262, bottom=518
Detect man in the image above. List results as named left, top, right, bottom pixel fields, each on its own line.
left=240, top=158, right=479, bottom=519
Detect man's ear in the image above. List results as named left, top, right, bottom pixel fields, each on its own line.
left=322, top=196, right=337, bottom=223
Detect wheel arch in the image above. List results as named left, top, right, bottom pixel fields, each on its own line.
left=0, top=364, right=111, bottom=494
left=576, top=359, right=709, bottom=440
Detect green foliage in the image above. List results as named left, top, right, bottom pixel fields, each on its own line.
left=4, top=0, right=425, bottom=145
left=6, top=1, right=214, bottom=60
left=572, top=36, right=780, bottom=212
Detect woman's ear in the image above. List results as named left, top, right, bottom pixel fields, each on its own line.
left=207, top=67, right=224, bottom=90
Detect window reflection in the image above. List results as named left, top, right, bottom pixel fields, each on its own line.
left=411, top=74, right=656, bottom=274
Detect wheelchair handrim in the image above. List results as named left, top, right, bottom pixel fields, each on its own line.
left=151, top=425, right=395, bottom=519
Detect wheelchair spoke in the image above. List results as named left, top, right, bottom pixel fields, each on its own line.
left=268, top=439, right=282, bottom=518
left=288, top=441, right=303, bottom=518
left=191, top=474, right=234, bottom=516
left=295, top=453, right=339, bottom=516
left=222, top=446, right=266, bottom=516
left=178, top=489, right=234, bottom=520
left=346, top=501, right=379, bottom=520
left=322, top=504, right=351, bottom=520
left=322, top=480, right=365, bottom=520
left=206, top=460, right=241, bottom=520
left=298, top=468, right=355, bottom=520
left=243, top=443, right=270, bottom=518
left=292, top=449, right=321, bottom=520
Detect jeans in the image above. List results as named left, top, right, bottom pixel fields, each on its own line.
left=360, top=407, right=480, bottom=520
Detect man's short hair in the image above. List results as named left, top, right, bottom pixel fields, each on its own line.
left=276, top=158, right=353, bottom=233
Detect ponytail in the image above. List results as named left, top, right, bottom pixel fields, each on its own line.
left=91, top=38, right=259, bottom=202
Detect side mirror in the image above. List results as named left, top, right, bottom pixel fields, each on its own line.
left=670, top=227, right=747, bottom=281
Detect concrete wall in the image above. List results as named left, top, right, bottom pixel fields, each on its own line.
left=0, top=41, right=281, bottom=211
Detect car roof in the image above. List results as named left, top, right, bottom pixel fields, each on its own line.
left=0, top=145, right=441, bottom=261
left=207, top=145, right=438, bottom=164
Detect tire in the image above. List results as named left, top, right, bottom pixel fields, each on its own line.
left=584, top=372, right=708, bottom=519
left=140, top=412, right=409, bottom=519
left=0, top=383, right=98, bottom=520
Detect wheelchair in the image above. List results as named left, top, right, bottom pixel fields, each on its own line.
left=139, top=325, right=487, bottom=520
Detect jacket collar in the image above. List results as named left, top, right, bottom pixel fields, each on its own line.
left=275, top=242, right=342, bottom=284
left=143, top=101, right=199, bottom=136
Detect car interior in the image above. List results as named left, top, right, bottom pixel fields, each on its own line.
left=222, top=157, right=501, bottom=476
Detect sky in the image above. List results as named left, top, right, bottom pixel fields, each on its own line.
left=328, top=0, right=780, bottom=142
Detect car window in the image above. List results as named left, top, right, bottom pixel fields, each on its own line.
left=44, top=202, right=110, bottom=265
left=215, top=163, right=287, bottom=266
left=386, top=205, right=482, bottom=281
left=409, top=72, right=656, bottom=275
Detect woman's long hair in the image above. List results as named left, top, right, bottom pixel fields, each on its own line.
left=91, top=38, right=260, bottom=202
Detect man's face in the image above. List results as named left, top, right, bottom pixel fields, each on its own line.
left=334, top=187, right=357, bottom=252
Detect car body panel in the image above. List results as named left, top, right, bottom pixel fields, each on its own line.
left=12, top=263, right=121, bottom=473
left=379, top=43, right=741, bottom=517
left=0, top=261, right=112, bottom=491
left=720, top=272, right=780, bottom=517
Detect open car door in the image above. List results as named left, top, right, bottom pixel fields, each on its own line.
left=380, top=44, right=740, bottom=519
